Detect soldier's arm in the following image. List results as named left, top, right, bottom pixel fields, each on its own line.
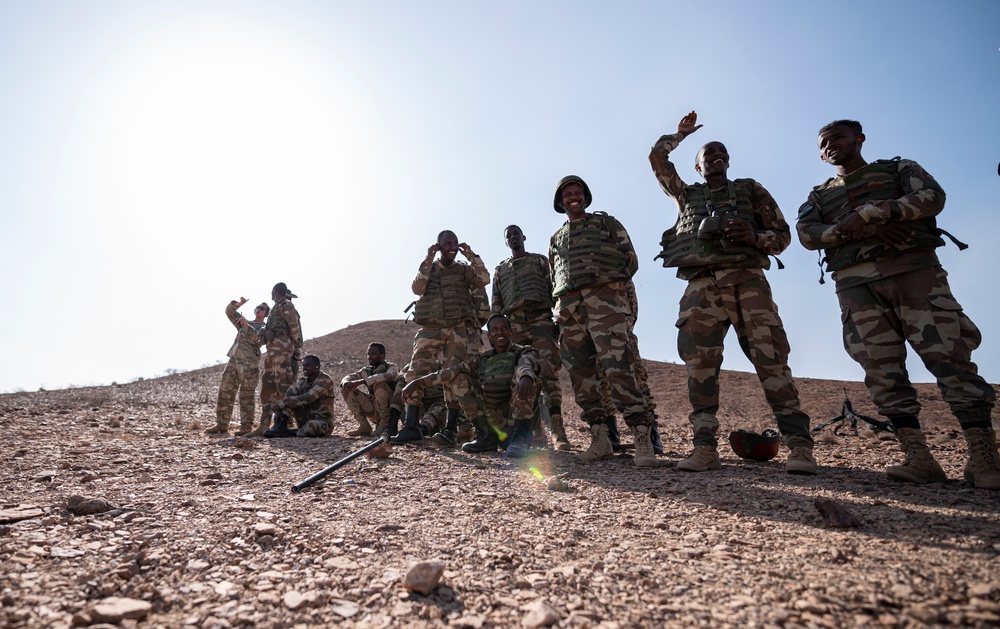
left=411, top=258, right=434, bottom=296
left=514, top=347, right=541, bottom=382
left=855, top=159, right=947, bottom=225
left=491, top=266, right=504, bottom=314
left=283, top=305, right=303, bottom=351
left=539, top=254, right=555, bottom=299
left=796, top=193, right=842, bottom=251
left=365, top=363, right=399, bottom=387
left=467, top=252, right=491, bottom=289
left=285, top=377, right=333, bottom=408
left=340, top=367, right=366, bottom=386
left=424, top=355, right=477, bottom=387
left=610, top=217, right=640, bottom=277
left=225, top=301, right=245, bottom=329
left=750, top=182, right=791, bottom=255
left=649, top=133, right=691, bottom=203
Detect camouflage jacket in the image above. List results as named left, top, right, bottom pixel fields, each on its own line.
left=492, top=252, right=554, bottom=316
left=340, top=361, right=399, bottom=388
left=282, top=371, right=336, bottom=418
left=548, top=212, right=639, bottom=309
left=259, top=299, right=302, bottom=354
left=428, top=344, right=539, bottom=391
left=225, top=301, right=265, bottom=363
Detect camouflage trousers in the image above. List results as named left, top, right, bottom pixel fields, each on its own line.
left=557, top=286, right=650, bottom=427
left=600, top=321, right=655, bottom=416
left=838, top=265, right=995, bottom=425
left=405, top=324, right=475, bottom=408
left=260, top=350, right=296, bottom=421
left=420, top=400, right=448, bottom=435
left=676, top=275, right=811, bottom=447
left=507, top=310, right=563, bottom=409
left=285, top=408, right=335, bottom=438
left=216, top=358, right=259, bottom=428
left=342, top=382, right=395, bottom=427
left=446, top=373, right=538, bottom=434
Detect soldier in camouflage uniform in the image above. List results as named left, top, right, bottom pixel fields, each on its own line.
left=392, top=230, right=491, bottom=446
left=388, top=364, right=450, bottom=438
left=649, top=111, right=816, bottom=474
left=402, top=314, right=541, bottom=457
left=549, top=175, right=658, bottom=468
left=207, top=298, right=268, bottom=435
left=250, top=282, right=303, bottom=436
left=263, top=355, right=336, bottom=438
left=492, top=224, right=569, bottom=450
left=797, top=119, right=998, bottom=489
left=341, top=343, right=398, bottom=437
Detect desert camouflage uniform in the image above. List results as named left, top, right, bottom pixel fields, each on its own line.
left=549, top=212, right=652, bottom=428
left=797, top=158, right=994, bottom=427
left=280, top=370, right=337, bottom=437
left=492, top=252, right=563, bottom=409
left=258, top=298, right=303, bottom=424
left=599, top=280, right=655, bottom=416
left=216, top=301, right=266, bottom=430
left=406, top=256, right=490, bottom=408
left=391, top=365, right=448, bottom=435
left=341, top=361, right=398, bottom=431
left=650, top=132, right=811, bottom=448
left=425, top=344, right=540, bottom=436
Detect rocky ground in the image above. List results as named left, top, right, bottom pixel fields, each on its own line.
left=2, top=319, right=999, bottom=628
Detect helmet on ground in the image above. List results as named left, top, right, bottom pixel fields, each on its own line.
left=728, top=428, right=780, bottom=461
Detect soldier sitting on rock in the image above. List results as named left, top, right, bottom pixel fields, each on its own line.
left=264, top=355, right=337, bottom=438
left=400, top=314, right=540, bottom=457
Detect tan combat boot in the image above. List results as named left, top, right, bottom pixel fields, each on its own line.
left=632, top=425, right=659, bottom=468
left=576, top=423, right=614, bottom=463
left=248, top=415, right=271, bottom=437
left=963, top=427, right=1000, bottom=490
left=886, top=427, right=946, bottom=484
left=234, top=421, right=253, bottom=436
left=677, top=446, right=721, bottom=472
left=205, top=422, right=229, bottom=435
left=550, top=413, right=572, bottom=451
left=785, top=435, right=818, bottom=475
left=348, top=416, right=373, bottom=437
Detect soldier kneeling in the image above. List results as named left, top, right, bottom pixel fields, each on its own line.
left=263, top=355, right=336, bottom=438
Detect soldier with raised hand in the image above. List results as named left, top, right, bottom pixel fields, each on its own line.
left=249, top=282, right=303, bottom=436
left=401, top=314, right=541, bottom=457
left=341, top=343, right=398, bottom=437
left=492, top=224, right=569, bottom=450
left=263, top=355, right=336, bottom=438
left=649, top=111, right=816, bottom=474
left=549, top=175, right=658, bottom=468
left=206, top=298, right=268, bottom=436
left=797, top=119, right=998, bottom=489
left=393, top=230, right=490, bottom=445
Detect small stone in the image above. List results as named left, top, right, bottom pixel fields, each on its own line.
left=330, top=599, right=360, bottom=618
left=522, top=600, right=560, bottom=627
left=283, top=590, right=311, bottom=610
left=186, top=559, right=210, bottom=572
left=89, top=597, right=152, bottom=623
left=254, top=523, right=278, bottom=537
left=546, top=478, right=569, bottom=492
left=403, top=560, right=445, bottom=595
left=67, top=496, right=115, bottom=516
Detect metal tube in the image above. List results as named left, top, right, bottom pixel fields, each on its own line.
left=291, top=433, right=390, bottom=493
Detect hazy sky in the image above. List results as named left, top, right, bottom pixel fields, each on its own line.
left=2, top=0, right=998, bottom=392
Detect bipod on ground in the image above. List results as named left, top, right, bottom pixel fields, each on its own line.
left=812, top=389, right=893, bottom=437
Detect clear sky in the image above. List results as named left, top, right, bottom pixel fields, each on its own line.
left=1, top=0, right=998, bottom=392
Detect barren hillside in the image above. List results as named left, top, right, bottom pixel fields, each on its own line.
left=1, top=319, right=998, bottom=628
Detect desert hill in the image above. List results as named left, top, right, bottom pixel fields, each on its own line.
left=1, top=319, right=998, bottom=627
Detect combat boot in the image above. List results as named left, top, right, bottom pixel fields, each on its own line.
left=677, top=446, right=721, bottom=472
left=576, top=423, right=614, bottom=463
left=462, top=417, right=499, bottom=453
left=785, top=434, right=818, bottom=475
left=348, top=416, right=373, bottom=437
left=432, top=409, right=460, bottom=447
left=263, top=412, right=298, bottom=438
left=504, top=420, right=533, bottom=458
left=605, top=416, right=622, bottom=452
left=235, top=421, right=253, bottom=436
left=379, top=408, right=400, bottom=437
left=550, top=411, right=572, bottom=451
left=390, top=405, right=423, bottom=444
left=632, top=424, right=659, bottom=468
left=456, top=419, right=476, bottom=445
left=373, top=411, right=390, bottom=436
left=886, top=428, right=946, bottom=484
left=963, top=427, right=1000, bottom=490
left=205, top=422, right=229, bottom=435
left=650, top=421, right=664, bottom=456
left=248, top=406, right=272, bottom=437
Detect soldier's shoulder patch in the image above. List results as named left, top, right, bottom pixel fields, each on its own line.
left=797, top=203, right=815, bottom=219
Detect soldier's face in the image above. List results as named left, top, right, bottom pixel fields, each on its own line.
left=818, top=125, right=862, bottom=166
left=487, top=318, right=512, bottom=351
left=560, top=183, right=587, bottom=217
left=367, top=346, right=384, bottom=366
left=302, top=359, right=320, bottom=378
left=504, top=227, right=525, bottom=251
left=438, top=232, right=459, bottom=264
left=695, top=142, right=729, bottom=179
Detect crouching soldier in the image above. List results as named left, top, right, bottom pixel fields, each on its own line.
left=341, top=343, right=398, bottom=436
left=400, top=314, right=540, bottom=457
left=264, top=355, right=337, bottom=438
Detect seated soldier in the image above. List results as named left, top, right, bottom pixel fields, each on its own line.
left=263, top=355, right=337, bottom=438
left=401, top=314, right=540, bottom=457
left=340, top=343, right=399, bottom=437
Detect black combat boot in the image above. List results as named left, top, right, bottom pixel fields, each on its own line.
left=432, top=408, right=460, bottom=447
left=504, top=420, right=533, bottom=458
left=606, top=415, right=622, bottom=452
left=462, top=417, right=499, bottom=453
left=380, top=407, right=400, bottom=437
left=390, top=405, right=423, bottom=444
left=651, top=420, right=664, bottom=456
left=263, top=412, right=297, bottom=438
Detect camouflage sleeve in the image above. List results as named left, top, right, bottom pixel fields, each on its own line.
left=428, top=354, right=479, bottom=386
left=610, top=216, right=639, bottom=277
left=411, top=259, right=434, bottom=296
left=750, top=181, right=791, bottom=255
left=365, top=363, right=398, bottom=387
left=466, top=254, right=491, bottom=289
left=514, top=346, right=540, bottom=382
left=648, top=133, right=690, bottom=203
left=795, top=192, right=841, bottom=251
left=856, top=159, right=946, bottom=225
left=340, top=367, right=366, bottom=386
left=283, top=304, right=303, bottom=351
left=225, top=301, right=243, bottom=329
left=491, top=264, right=504, bottom=314
left=286, top=375, right=335, bottom=408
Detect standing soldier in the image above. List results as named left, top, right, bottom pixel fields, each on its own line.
left=249, top=282, right=303, bottom=436
left=649, top=111, right=816, bottom=474
left=392, top=230, right=490, bottom=445
left=341, top=343, right=398, bottom=437
left=549, top=175, right=658, bottom=467
left=797, top=119, right=998, bottom=489
left=206, top=298, right=268, bottom=436
left=492, top=224, right=569, bottom=450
